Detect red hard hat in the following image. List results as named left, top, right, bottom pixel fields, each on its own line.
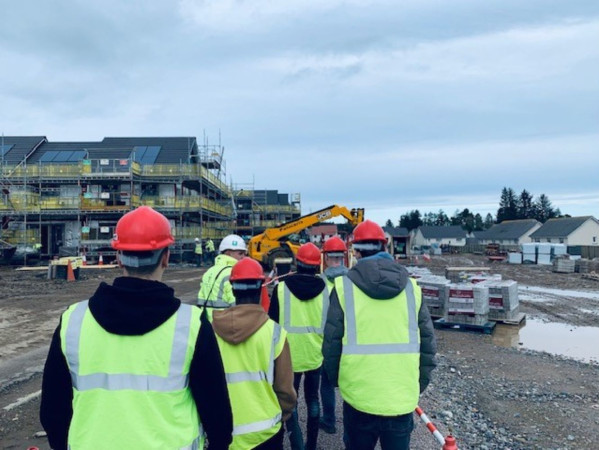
left=230, top=257, right=265, bottom=281
left=296, top=242, right=321, bottom=265
left=111, top=206, right=175, bottom=251
left=323, top=236, right=347, bottom=253
left=352, top=220, right=386, bottom=243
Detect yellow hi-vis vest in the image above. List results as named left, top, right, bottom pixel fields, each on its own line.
left=195, top=243, right=203, bottom=255
left=198, top=255, right=237, bottom=321
left=277, top=282, right=329, bottom=372
left=335, top=275, right=422, bottom=416
left=216, top=320, right=286, bottom=450
left=60, top=301, right=204, bottom=450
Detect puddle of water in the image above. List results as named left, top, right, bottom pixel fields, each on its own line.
left=492, top=319, right=599, bottom=363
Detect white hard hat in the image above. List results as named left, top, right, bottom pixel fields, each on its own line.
left=195, top=238, right=200, bottom=242
left=219, top=234, right=247, bottom=253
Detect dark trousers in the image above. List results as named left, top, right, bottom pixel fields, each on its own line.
left=286, top=368, right=321, bottom=450
left=255, top=425, right=285, bottom=449
left=195, top=253, right=202, bottom=267
left=343, top=402, right=414, bottom=450
left=319, top=368, right=336, bottom=429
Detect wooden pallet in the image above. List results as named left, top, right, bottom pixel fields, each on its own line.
left=433, top=318, right=496, bottom=335
left=489, top=312, right=526, bottom=325
left=581, top=271, right=599, bottom=282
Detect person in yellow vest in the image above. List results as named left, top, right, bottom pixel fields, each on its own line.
left=40, top=206, right=233, bottom=450
left=198, top=234, right=247, bottom=320
left=205, top=238, right=216, bottom=265
left=213, top=257, right=297, bottom=449
left=322, top=220, right=437, bottom=450
left=318, top=236, right=349, bottom=435
left=195, top=237, right=204, bottom=267
left=269, top=242, right=327, bottom=450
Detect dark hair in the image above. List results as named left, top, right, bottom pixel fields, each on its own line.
left=233, top=288, right=262, bottom=305
left=355, top=240, right=384, bottom=258
left=296, top=261, right=319, bottom=275
left=122, top=248, right=168, bottom=276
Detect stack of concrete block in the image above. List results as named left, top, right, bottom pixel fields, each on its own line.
left=416, top=276, right=450, bottom=317
left=537, top=243, right=552, bottom=265
left=444, top=283, right=489, bottom=326
left=480, top=279, right=519, bottom=320
left=406, top=266, right=432, bottom=279
left=508, top=252, right=522, bottom=264
left=467, top=273, right=502, bottom=284
left=522, top=243, right=537, bottom=264
left=553, top=258, right=575, bottom=273
left=575, top=259, right=599, bottom=274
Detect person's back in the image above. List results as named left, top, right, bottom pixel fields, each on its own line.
left=198, top=234, right=247, bottom=320
left=40, top=206, right=233, bottom=450
left=323, top=220, right=437, bottom=450
left=213, top=257, right=296, bottom=450
left=269, top=243, right=327, bottom=450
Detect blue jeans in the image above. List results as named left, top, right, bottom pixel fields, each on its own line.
left=319, top=369, right=336, bottom=429
left=343, top=402, right=414, bottom=450
left=286, top=368, right=321, bottom=450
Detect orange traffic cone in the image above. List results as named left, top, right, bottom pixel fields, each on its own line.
left=66, top=260, right=76, bottom=282
left=98, top=254, right=104, bottom=266
left=260, top=285, right=270, bottom=312
left=443, top=435, right=458, bottom=450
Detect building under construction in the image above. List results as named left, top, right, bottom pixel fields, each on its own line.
left=232, top=187, right=301, bottom=239
left=0, top=136, right=238, bottom=264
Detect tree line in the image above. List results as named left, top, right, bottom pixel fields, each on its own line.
left=387, top=187, right=563, bottom=233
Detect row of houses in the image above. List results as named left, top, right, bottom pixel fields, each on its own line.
left=1, top=136, right=300, bottom=262
left=385, top=216, right=599, bottom=253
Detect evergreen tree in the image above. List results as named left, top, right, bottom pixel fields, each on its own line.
left=497, top=187, right=518, bottom=222
left=517, top=189, right=534, bottom=219
left=385, top=219, right=394, bottom=229
left=533, top=194, right=558, bottom=223
left=484, top=213, right=495, bottom=229
left=435, top=210, right=449, bottom=226
left=473, top=213, right=484, bottom=231
left=400, top=210, right=423, bottom=231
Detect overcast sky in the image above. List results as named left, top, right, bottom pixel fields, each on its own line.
left=1, top=0, right=598, bottom=224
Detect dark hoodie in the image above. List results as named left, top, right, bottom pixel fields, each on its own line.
left=322, top=253, right=437, bottom=394
left=40, top=277, right=233, bottom=450
left=212, top=305, right=297, bottom=421
left=268, top=273, right=326, bottom=323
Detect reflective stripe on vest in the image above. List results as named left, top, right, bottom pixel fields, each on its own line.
left=202, top=275, right=232, bottom=309
left=233, top=413, right=283, bottom=436
left=283, top=285, right=329, bottom=334
left=225, top=323, right=281, bottom=386
left=65, top=301, right=192, bottom=391
left=341, top=276, right=420, bottom=355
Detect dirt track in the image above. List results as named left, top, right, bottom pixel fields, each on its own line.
left=1, top=256, right=598, bottom=449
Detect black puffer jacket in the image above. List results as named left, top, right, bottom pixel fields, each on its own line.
left=322, top=253, right=437, bottom=393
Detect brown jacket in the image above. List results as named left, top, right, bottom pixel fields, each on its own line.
left=212, top=304, right=297, bottom=420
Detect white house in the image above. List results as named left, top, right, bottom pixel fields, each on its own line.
left=529, top=216, right=599, bottom=246
left=475, top=219, right=542, bottom=246
left=411, top=225, right=467, bottom=249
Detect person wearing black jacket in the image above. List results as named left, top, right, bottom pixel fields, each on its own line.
left=269, top=243, right=328, bottom=450
left=40, top=206, right=233, bottom=450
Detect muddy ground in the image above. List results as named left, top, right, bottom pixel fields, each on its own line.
left=0, top=255, right=598, bottom=449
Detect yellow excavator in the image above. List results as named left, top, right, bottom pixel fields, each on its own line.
left=248, top=204, right=364, bottom=268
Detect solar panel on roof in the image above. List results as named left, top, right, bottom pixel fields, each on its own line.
left=68, top=151, right=86, bottom=161
left=140, top=146, right=160, bottom=164
left=0, top=144, right=14, bottom=157
left=40, top=151, right=59, bottom=162
left=53, top=151, right=75, bottom=162
left=132, top=146, right=148, bottom=162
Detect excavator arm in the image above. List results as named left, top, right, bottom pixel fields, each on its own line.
left=248, top=204, right=364, bottom=267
